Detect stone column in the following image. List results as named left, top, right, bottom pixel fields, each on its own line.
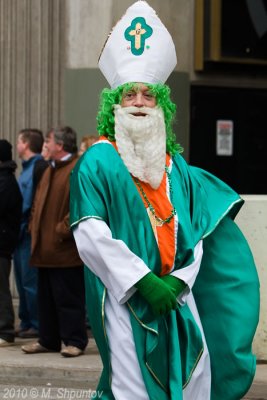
left=0, top=0, right=65, bottom=154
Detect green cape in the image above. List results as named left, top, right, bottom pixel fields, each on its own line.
left=70, top=142, right=259, bottom=400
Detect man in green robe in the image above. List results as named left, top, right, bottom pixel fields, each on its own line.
left=70, top=2, right=260, bottom=399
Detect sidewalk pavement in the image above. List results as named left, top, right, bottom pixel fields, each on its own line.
left=0, top=299, right=102, bottom=389
left=0, top=337, right=101, bottom=390
left=0, top=337, right=266, bottom=399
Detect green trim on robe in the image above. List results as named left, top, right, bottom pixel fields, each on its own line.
left=70, top=141, right=260, bottom=400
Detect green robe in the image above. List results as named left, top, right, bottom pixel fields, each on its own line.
left=70, top=141, right=260, bottom=400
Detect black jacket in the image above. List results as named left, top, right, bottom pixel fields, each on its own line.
left=0, top=160, right=22, bottom=258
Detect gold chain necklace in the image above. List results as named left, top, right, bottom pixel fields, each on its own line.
left=134, top=167, right=176, bottom=225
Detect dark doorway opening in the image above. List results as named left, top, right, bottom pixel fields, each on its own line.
left=190, top=86, right=267, bottom=194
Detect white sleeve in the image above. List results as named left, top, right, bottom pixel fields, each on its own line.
left=171, top=240, right=203, bottom=305
left=73, top=218, right=151, bottom=304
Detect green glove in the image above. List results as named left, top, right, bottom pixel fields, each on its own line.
left=160, top=275, right=186, bottom=298
left=135, top=272, right=178, bottom=316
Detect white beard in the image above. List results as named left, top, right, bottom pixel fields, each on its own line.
left=114, top=105, right=166, bottom=189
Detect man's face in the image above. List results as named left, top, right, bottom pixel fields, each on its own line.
left=16, top=134, right=28, bottom=159
left=121, top=83, right=156, bottom=115
left=114, top=84, right=166, bottom=189
left=45, top=132, right=62, bottom=160
left=41, top=142, right=49, bottom=160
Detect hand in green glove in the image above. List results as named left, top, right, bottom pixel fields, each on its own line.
left=135, top=272, right=178, bottom=317
left=160, top=275, right=186, bottom=298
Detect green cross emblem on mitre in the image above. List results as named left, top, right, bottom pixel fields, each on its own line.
left=125, top=17, right=153, bottom=56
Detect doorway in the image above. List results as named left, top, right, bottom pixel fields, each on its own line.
left=190, top=86, right=267, bottom=194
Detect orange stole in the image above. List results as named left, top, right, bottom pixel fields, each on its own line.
left=102, top=137, right=176, bottom=275
left=133, top=155, right=176, bottom=276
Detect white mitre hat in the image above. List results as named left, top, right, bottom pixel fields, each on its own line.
left=98, top=0, right=177, bottom=89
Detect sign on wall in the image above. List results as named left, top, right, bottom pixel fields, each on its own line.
left=216, top=120, right=234, bottom=156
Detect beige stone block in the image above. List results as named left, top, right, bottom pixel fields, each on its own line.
left=236, top=195, right=267, bottom=360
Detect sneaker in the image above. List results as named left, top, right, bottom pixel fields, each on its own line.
left=17, top=328, right=39, bottom=339
left=61, top=346, right=84, bottom=358
left=0, top=338, right=14, bottom=347
left=21, top=342, right=52, bottom=354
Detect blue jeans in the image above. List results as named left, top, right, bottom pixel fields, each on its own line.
left=13, top=232, right=38, bottom=331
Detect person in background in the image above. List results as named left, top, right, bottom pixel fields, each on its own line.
left=14, top=129, right=44, bottom=339
left=0, top=140, right=22, bottom=347
left=32, top=141, right=50, bottom=193
left=21, top=126, right=88, bottom=358
left=78, top=135, right=98, bottom=156
left=70, top=2, right=260, bottom=399
left=41, top=142, right=50, bottom=161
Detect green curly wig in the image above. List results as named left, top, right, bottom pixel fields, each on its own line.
left=96, top=82, right=183, bottom=156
